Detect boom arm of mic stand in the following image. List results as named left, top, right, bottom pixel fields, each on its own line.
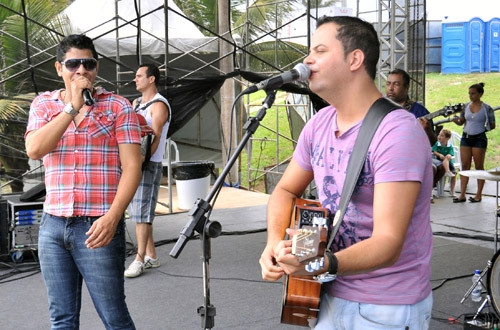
left=169, top=90, right=277, bottom=259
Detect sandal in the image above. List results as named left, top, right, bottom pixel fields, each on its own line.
left=453, top=197, right=466, bottom=203
left=469, top=197, right=482, bottom=203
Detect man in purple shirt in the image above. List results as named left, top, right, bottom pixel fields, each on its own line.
left=259, top=16, right=433, bottom=329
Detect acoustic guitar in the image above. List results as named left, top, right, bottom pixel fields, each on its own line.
left=280, top=198, right=330, bottom=327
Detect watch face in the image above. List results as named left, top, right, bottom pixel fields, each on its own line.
left=64, top=103, right=77, bottom=116
left=314, top=273, right=337, bottom=283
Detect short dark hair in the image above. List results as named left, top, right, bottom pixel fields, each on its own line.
left=441, top=128, right=451, bottom=139
left=317, top=16, right=380, bottom=80
left=139, top=63, right=160, bottom=87
left=388, top=68, right=410, bottom=88
left=57, top=34, right=98, bottom=62
left=469, top=82, right=485, bottom=94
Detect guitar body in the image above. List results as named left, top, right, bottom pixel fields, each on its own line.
left=281, top=275, right=322, bottom=326
left=280, top=198, right=330, bottom=327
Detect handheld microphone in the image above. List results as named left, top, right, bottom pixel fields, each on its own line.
left=82, top=89, right=94, bottom=106
left=242, top=63, right=310, bottom=95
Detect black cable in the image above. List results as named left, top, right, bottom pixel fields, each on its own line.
left=20, top=0, right=39, bottom=95
left=0, top=260, right=41, bottom=284
left=431, top=272, right=472, bottom=291
left=151, top=267, right=278, bottom=285
left=134, top=0, right=141, bottom=65
left=0, top=268, right=40, bottom=284
left=140, top=227, right=267, bottom=249
left=434, top=231, right=495, bottom=242
left=250, top=137, right=267, bottom=191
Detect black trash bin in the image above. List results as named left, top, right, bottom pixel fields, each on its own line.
left=172, top=161, right=214, bottom=209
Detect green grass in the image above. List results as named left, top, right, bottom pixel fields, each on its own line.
left=240, top=73, right=500, bottom=192
left=426, top=73, right=500, bottom=170
left=240, top=91, right=294, bottom=191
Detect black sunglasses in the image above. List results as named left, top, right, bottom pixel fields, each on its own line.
left=60, top=58, right=97, bottom=72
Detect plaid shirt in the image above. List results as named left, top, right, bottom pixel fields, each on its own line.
left=26, top=88, right=141, bottom=217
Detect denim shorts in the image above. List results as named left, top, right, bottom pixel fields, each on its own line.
left=461, top=131, right=487, bottom=149
left=432, top=157, right=455, bottom=172
left=314, top=292, right=432, bottom=329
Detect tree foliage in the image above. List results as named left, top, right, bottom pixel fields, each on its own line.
left=0, top=0, right=69, bottom=191
left=172, top=0, right=338, bottom=72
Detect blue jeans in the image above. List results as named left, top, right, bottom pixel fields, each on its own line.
left=314, top=292, right=432, bottom=329
left=38, top=213, right=135, bottom=330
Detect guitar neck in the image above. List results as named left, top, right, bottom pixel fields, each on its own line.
left=422, top=103, right=464, bottom=121
left=424, top=111, right=443, bottom=121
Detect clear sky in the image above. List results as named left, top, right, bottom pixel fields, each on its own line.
left=342, top=0, right=499, bottom=23
left=427, top=0, right=500, bottom=22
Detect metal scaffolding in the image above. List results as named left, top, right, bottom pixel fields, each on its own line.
left=240, top=0, right=426, bottom=192
left=0, top=0, right=426, bottom=195
left=359, top=0, right=426, bottom=103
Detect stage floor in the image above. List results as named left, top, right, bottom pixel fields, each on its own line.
left=2, top=179, right=500, bottom=329
left=155, top=184, right=270, bottom=214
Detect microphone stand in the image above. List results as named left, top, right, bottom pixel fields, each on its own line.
left=170, top=90, right=277, bottom=329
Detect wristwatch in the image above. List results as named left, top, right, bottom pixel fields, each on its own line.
left=314, top=251, right=338, bottom=283
left=314, top=272, right=337, bottom=283
left=63, top=102, right=78, bottom=117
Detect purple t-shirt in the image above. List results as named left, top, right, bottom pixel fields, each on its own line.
left=294, top=104, right=433, bottom=304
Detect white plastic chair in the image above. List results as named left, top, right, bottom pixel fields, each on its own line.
left=160, top=139, right=180, bottom=213
left=436, top=131, right=461, bottom=197
left=162, top=139, right=180, bottom=166
left=450, top=131, right=462, bottom=171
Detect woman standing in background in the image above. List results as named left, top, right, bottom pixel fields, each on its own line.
left=452, top=82, right=496, bottom=203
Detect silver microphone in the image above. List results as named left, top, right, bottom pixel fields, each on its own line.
left=242, top=63, right=311, bottom=95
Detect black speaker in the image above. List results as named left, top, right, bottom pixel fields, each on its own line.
left=0, top=199, right=9, bottom=255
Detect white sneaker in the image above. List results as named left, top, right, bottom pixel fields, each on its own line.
left=144, top=256, right=161, bottom=269
left=124, top=260, right=144, bottom=278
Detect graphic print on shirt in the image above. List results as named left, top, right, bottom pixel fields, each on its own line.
left=321, top=152, right=373, bottom=251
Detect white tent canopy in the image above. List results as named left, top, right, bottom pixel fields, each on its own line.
left=63, top=0, right=217, bottom=56
left=63, top=0, right=224, bottom=172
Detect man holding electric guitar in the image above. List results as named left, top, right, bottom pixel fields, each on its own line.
left=259, top=16, right=433, bottom=329
left=386, top=68, right=430, bottom=118
left=385, top=68, right=438, bottom=146
left=386, top=68, right=458, bottom=192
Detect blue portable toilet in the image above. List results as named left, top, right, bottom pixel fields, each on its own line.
left=468, top=17, right=485, bottom=72
left=441, top=18, right=485, bottom=73
left=485, top=17, right=500, bottom=72
left=442, top=21, right=467, bottom=73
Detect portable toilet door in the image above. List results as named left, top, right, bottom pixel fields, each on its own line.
left=468, top=17, right=485, bottom=72
left=441, top=21, right=468, bottom=73
left=485, top=17, right=500, bottom=72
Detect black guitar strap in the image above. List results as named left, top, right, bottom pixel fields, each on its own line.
left=133, top=96, right=170, bottom=171
left=326, top=97, right=400, bottom=251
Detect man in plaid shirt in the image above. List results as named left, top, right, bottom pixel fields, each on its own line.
left=25, top=34, right=141, bottom=329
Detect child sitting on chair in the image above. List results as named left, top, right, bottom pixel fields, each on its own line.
left=432, top=128, right=456, bottom=195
